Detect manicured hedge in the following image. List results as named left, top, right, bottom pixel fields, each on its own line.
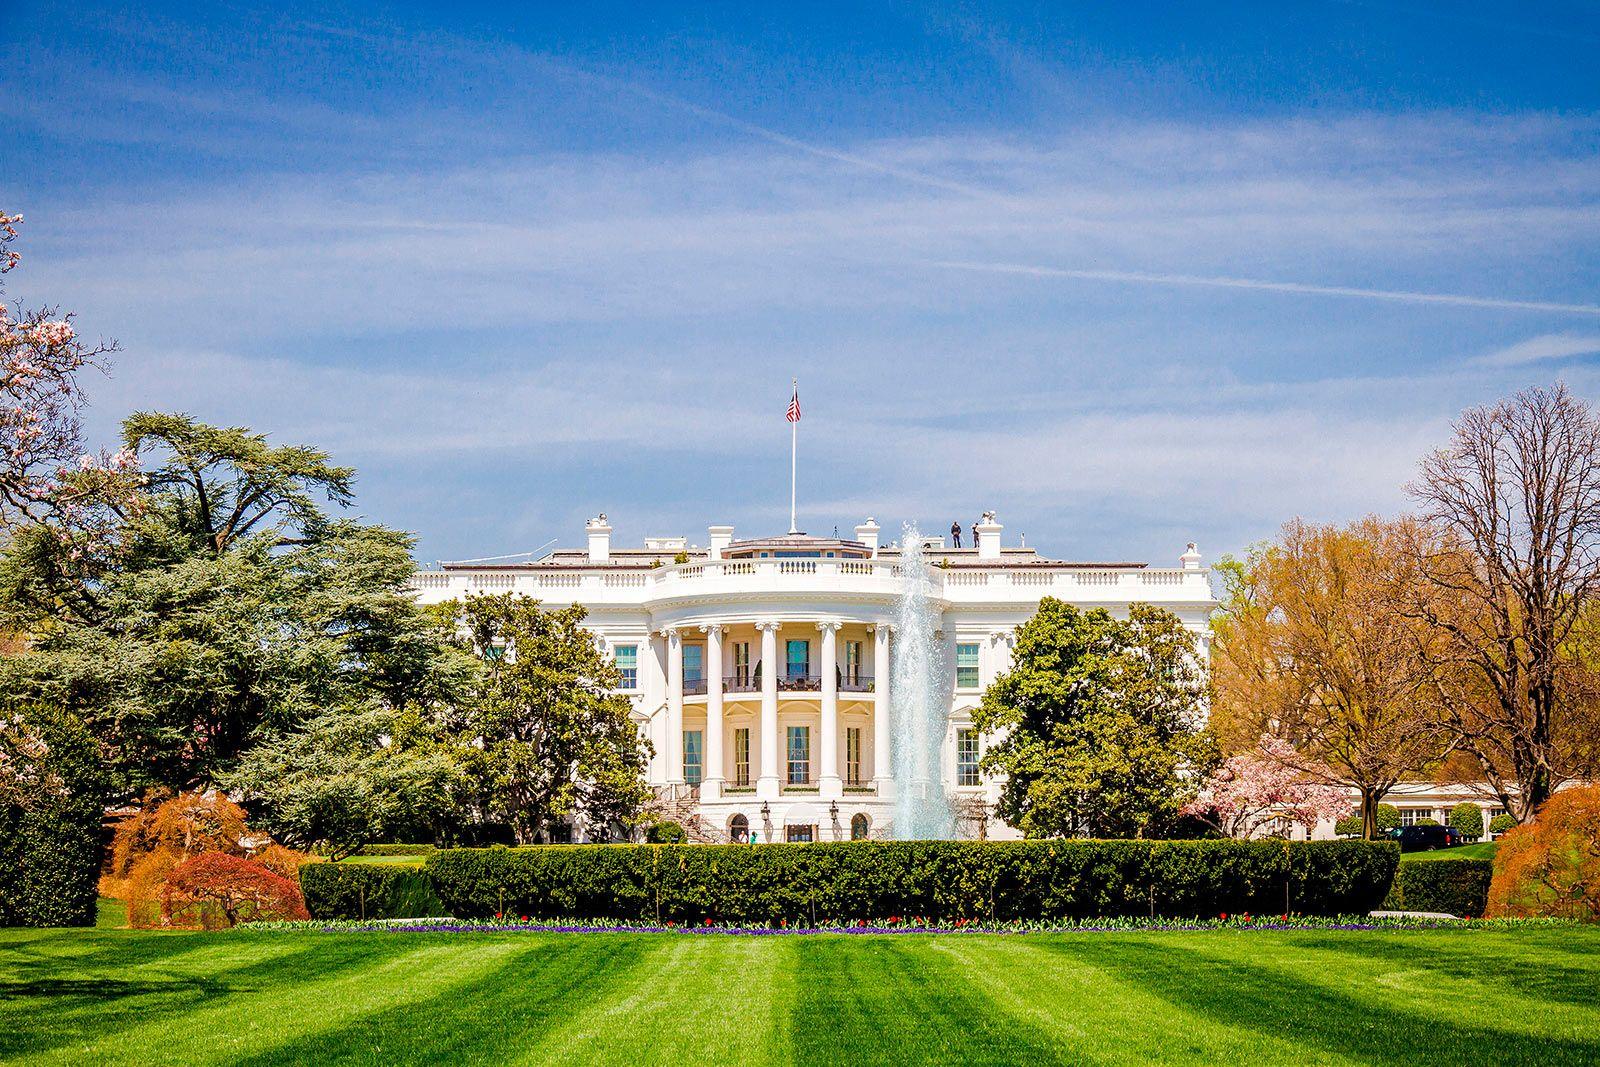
left=358, top=843, right=438, bottom=857
left=299, top=861, right=445, bottom=920
left=0, top=707, right=108, bottom=928
left=426, top=840, right=1399, bottom=923
left=1382, top=859, right=1493, bottom=917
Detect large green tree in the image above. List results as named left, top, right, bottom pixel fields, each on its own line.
left=974, top=598, right=1217, bottom=839
left=0, top=414, right=472, bottom=793
left=226, top=704, right=465, bottom=860
left=446, top=593, right=651, bottom=844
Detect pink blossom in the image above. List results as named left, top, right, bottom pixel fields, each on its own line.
left=1183, top=735, right=1350, bottom=838
left=29, top=321, right=74, bottom=347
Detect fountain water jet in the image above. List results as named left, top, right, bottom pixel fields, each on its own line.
left=890, top=524, right=955, bottom=839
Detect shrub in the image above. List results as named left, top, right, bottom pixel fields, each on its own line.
left=1382, top=860, right=1492, bottom=916
left=644, top=820, right=686, bottom=844
left=162, top=853, right=308, bottom=928
left=0, top=707, right=108, bottom=927
left=1489, top=813, right=1517, bottom=837
left=1333, top=803, right=1402, bottom=838
left=299, top=860, right=445, bottom=920
left=357, top=843, right=438, bottom=857
left=426, top=840, right=1398, bottom=923
left=1488, top=785, right=1600, bottom=920
left=1414, top=817, right=1440, bottom=826
left=1448, top=803, right=1484, bottom=841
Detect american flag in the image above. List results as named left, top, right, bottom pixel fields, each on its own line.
left=786, top=384, right=801, bottom=423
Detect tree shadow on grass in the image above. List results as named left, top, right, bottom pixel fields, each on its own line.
left=228, top=936, right=658, bottom=1067
left=0, top=934, right=424, bottom=1061
left=1034, top=938, right=1600, bottom=1067
left=789, top=938, right=1065, bottom=1067
left=1281, top=934, right=1600, bottom=1010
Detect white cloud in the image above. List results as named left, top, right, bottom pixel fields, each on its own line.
left=1472, top=332, right=1600, bottom=367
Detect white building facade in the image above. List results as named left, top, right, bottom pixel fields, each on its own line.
left=409, top=514, right=1216, bottom=843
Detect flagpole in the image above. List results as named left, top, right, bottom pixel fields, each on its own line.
left=789, top=377, right=799, bottom=534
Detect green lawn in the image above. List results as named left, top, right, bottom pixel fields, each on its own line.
left=1400, top=842, right=1498, bottom=862
left=3, top=926, right=1597, bottom=1065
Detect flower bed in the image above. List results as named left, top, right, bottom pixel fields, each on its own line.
left=249, top=913, right=1572, bottom=936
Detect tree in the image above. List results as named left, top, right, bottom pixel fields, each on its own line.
left=446, top=593, right=652, bottom=844
left=161, top=853, right=309, bottom=928
left=0, top=414, right=473, bottom=792
left=1210, top=517, right=1451, bottom=838
left=1181, top=736, right=1349, bottom=838
left=0, top=210, right=120, bottom=529
left=973, top=598, right=1216, bottom=839
left=227, top=704, right=465, bottom=860
left=1408, top=383, right=1600, bottom=820
left=1487, top=784, right=1600, bottom=919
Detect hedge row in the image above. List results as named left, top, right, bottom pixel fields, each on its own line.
left=358, top=843, right=438, bottom=857
left=299, top=861, right=445, bottom=920
left=423, top=840, right=1399, bottom=923
left=1382, top=859, right=1492, bottom=917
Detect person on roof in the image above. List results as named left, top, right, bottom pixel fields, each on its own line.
left=950, top=521, right=962, bottom=548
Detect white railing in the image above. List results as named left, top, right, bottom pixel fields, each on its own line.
left=408, top=559, right=1211, bottom=604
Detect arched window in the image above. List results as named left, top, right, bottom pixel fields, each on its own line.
left=729, top=813, right=749, bottom=843
left=851, top=813, right=870, bottom=840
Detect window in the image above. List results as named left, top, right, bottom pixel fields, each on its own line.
left=786, top=640, right=811, bottom=681
left=787, top=725, right=811, bottom=785
left=785, top=825, right=815, bottom=842
left=734, top=728, right=750, bottom=786
left=1400, top=808, right=1432, bottom=826
left=956, top=643, right=981, bottom=689
left=957, top=728, right=981, bottom=787
left=614, top=644, right=638, bottom=689
left=682, top=645, right=704, bottom=684
left=846, top=727, right=863, bottom=785
left=851, top=813, right=869, bottom=840
left=844, top=641, right=862, bottom=685
left=732, top=642, right=751, bottom=686
left=683, top=730, right=703, bottom=786
left=729, top=813, right=749, bottom=842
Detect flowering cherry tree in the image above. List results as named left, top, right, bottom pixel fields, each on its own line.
left=0, top=210, right=126, bottom=530
left=1182, top=736, right=1350, bottom=838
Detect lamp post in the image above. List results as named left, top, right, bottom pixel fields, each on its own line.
left=829, top=800, right=840, bottom=842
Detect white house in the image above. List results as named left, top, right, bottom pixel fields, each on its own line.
left=408, top=513, right=1216, bottom=843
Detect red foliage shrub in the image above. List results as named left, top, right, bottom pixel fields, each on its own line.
left=1487, top=785, right=1600, bottom=920
left=160, top=853, right=309, bottom=928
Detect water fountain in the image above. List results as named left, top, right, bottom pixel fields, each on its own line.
left=890, top=524, right=955, bottom=839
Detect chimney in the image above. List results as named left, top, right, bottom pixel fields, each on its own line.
left=855, top=517, right=881, bottom=557
left=708, top=524, right=734, bottom=560
left=1180, top=542, right=1202, bottom=570
left=586, top=514, right=612, bottom=562
left=976, top=511, right=1002, bottom=560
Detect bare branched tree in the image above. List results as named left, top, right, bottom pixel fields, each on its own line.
left=1408, top=382, right=1600, bottom=820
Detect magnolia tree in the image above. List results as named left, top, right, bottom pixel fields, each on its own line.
left=0, top=712, right=63, bottom=808
left=0, top=211, right=127, bottom=531
left=1182, top=736, right=1350, bottom=839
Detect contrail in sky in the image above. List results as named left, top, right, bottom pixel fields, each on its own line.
left=925, top=260, right=1600, bottom=316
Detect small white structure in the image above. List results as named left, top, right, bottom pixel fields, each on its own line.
left=411, top=514, right=1215, bottom=842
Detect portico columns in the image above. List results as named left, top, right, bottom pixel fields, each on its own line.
left=873, top=624, right=895, bottom=797
left=664, top=628, right=684, bottom=784
left=702, top=624, right=724, bottom=800
left=756, top=621, right=780, bottom=798
left=818, top=621, right=842, bottom=798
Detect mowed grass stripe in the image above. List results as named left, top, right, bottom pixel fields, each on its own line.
left=1037, top=933, right=1600, bottom=1067
left=923, top=935, right=1320, bottom=1064
left=523, top=935, right=797, bottom=1065
left=786, top=935, right=1065, bottom=1065
left=232, top=935, right=659, bottom=1067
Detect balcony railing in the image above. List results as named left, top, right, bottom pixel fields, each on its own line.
left=682, top=677, right=708, bottom=696
left=778, top=673, right=822, bottom=692
left=725, top=673, right=759, bottom=694
left=685, top=672, right=875, bottom=695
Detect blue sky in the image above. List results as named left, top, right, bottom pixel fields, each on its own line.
left=6, top=2, right=1600, bottom=565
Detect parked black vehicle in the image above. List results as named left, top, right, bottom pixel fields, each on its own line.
left=1386, top=824, right=1465, bottom=852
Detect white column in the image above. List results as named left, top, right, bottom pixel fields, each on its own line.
left=818, top=621, right=842, bottom=798
left=665, top=628, right=684, bottom=784
left=757, top=620, right=780, bottom=798
left=702, top=624, right=724, bottom=800
left=873, top=624, right=894, bottom=797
